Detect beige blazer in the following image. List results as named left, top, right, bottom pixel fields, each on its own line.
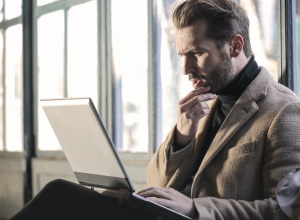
left=148, top=67, right=300, bottom=220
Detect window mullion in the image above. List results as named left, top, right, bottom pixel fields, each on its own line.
left=278, top=0, right=298, bottom=93
left=23, top=0, right=34, bottom=205
left=277, top=0, right=284, bottom=84
left=2, top=26, right=5, bottom=153
left=285, top=0, right=298, bottom=93
left=2, top=0, right=5, bottom=153
left=147, top=0, right=155, bottom=155
left=64, top=8, right=68, bottom=98
left=98, top=0, right=111, bottom=134
left=152, top=0, right=162, bottom=152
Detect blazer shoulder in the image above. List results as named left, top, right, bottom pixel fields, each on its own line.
left=266, top=79, right=300, bottom=104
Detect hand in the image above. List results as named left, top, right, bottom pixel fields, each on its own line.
left=176, top=86, right=216, bottom=147
left=137, top=187, right=195, bottom=218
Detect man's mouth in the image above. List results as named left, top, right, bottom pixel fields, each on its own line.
left=191, top=79, right=202, bottom=89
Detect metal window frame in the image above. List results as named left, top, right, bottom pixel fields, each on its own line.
left=278, top=0, right=298, bottom=93
left=33, top=0, right=101, bottom=158
left=33, top=0, right=157, bottom=161
left=31, top=0, right=299, bottom=160
left=23, top=0, right=34, bottom=204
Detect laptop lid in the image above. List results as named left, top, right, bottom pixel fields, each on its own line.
left=41, top=98, right=135, bottom=192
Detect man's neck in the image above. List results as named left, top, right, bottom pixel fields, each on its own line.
left=233, top=53, right=252, bottom=80
left=218, top=55, right=259, bottom=97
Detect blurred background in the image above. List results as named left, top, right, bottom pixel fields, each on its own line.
left=0, top=0, right=299, bottom=218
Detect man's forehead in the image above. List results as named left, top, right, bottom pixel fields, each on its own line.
left=175, top=20, right=213, bottom=51
left=175, top=19, right=207, bottom=36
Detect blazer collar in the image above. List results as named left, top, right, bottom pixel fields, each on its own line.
left=192, top=67, right=273, bottom=192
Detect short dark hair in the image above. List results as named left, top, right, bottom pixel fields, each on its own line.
left=172, top=0, right=252, bottom=57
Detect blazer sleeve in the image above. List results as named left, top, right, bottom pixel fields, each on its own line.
left=194, top=102, right=300, bottom=220
left=147, top=125, right=194, bottom=187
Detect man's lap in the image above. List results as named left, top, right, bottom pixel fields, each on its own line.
left=10, top=179, right=156, bottom=220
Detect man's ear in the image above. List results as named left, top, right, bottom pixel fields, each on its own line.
left=230, top=34, right=244, bottom=58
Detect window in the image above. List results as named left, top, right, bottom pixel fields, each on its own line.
left=37, top=10, right=64, bottom=151
left=0, top=0, right=23, bottom=152
left=5, top=24, right=23, bottom=152
left=111, top=0, right=149, bottom=152
left=35, top=0, right=98, bottom=153
left=5, top=0, right=22, bottom=20
left=240, top=0, right=278, bottom=80
left=155, top=0, right=189, bottom=145
left=67, top=1, right=98, bottom=106
left=33, top=0, right=287, bottom=159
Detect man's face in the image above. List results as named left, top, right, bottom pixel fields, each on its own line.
left=175, top=19, right=235, bottom=94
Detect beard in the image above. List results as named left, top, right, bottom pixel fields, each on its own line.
left=189, top=48, right=235, bottom=94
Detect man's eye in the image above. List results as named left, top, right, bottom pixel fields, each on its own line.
left=195, top=52, right=203, bottom=56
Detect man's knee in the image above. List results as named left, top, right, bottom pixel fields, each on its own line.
left=42, top=179, right=71, bottom=193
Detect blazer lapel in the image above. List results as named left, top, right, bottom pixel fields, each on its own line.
left=199, top=97, right=259, bottom=171
left=191, top=67, right=274, bottom=197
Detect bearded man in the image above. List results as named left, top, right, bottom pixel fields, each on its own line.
left=138, top=0, right=300, bottom=219
left=9, top=0, right=300, bottom=220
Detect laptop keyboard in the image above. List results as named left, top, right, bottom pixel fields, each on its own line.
left=132, top=193, right=192, bottom=219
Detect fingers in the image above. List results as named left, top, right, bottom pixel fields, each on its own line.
left=180, top=93, right=216, bottom=113
left=138, top=187, right=173, bottom=200
left=137, top=187, right=166, bottom=195
left=138, top=187, right=195, bottom=218
left=186, top=106, right=210, bottom=120
left=179, top=86, right=211, bottom=105
left=147, top=197, right=173, bottom=208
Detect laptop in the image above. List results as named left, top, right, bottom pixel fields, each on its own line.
left=41, top=97, right=192, bottom=220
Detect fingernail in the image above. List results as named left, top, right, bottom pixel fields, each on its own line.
left=205, top=86, right=211, bottom=90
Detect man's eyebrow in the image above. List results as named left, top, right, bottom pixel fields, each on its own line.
left=178, top=47, right=207, bottom=55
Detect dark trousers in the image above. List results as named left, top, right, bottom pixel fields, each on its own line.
left=9, top=179, right=158, bottom=220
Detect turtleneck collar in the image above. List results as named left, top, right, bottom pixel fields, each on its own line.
left=218, top=55, right=260, bottom=100
left=216, top=55, right=260, bottom=118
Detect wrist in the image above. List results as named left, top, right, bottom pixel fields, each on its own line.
left=175, top=127, right=192, bottom=148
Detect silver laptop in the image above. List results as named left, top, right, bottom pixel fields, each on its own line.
left=41, top=97, right=192, bottom=220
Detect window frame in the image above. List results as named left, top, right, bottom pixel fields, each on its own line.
left=33, top=0, right=157, bottom=161
left=33, top=0, right=101, bottom=158
left=277, top=0, right=298, bottom=93
left=31, top=0, right=300, bottom=159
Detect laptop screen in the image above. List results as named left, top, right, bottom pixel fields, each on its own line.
left=41, top=98, right=134, bottom=192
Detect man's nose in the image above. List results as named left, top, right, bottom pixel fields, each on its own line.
left=182, top=56, right=196, bottom=75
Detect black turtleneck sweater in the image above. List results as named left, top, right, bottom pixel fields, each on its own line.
left=180, top=56, right=260, bottom=197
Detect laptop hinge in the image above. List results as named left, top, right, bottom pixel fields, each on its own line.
left=80, top=182, right=131, bottom=203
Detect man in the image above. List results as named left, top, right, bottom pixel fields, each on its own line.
left=138, top=0, right=300, bottom=219
left=9, top=0, right=300, bottom=219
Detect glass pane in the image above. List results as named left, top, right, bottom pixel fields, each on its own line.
left=0, top=31, right=3, bottom=151
left=5, top=0, right=22, bottom=20
left=68, top=1, right=98, bottom=107
left=0, top=0, right=4, bottom=23
left=112, top=0, right=148, bottom=152
left=296, top=1, right=300, bottom=96
left=240, top=0, right=278, bottom=81
left=156, top=0, right=190, bottom=145
left=5, top=24, right=23, bottom=152
left=37, top=0, right=58, bottom=7
left=37, top=10, right=64, bottom=151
